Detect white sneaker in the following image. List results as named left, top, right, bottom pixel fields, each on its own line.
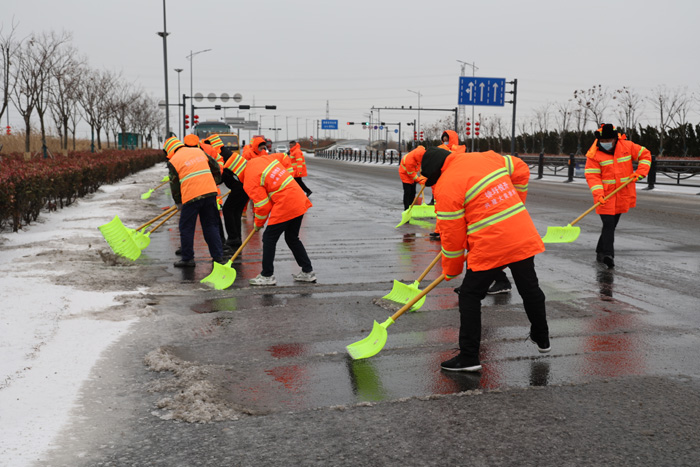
left=249, top=274, right=276, bottom=286
left=292, top=271, right=316, bottom=282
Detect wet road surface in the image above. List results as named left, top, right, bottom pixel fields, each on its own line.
left=41, top=156, right=700, bottom=466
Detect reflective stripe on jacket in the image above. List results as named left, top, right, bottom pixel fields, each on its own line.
left=584, top=139, right=652, bottom=215
left=433, top=151, right=544, bottom=276
left=398, top=146, right=426, bottom=184
left=241, top=154, right=312, bottom=227
left=168, top=147, right=221, bottom=204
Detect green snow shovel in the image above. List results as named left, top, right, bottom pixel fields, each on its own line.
left=382, top=251, right=441, bottom=312
left=129, top=207, right=179, bottom=252
left=395, top=184, right=426, bottom=228
left=347, top=274, right=445, bottom=360
left=98, top=216, right=142, bottom=261
left=542, top=178, right=636, bottom=243
left=141, top=175, right=170, bottom=199
left=200, top=228, right=256, bottom=290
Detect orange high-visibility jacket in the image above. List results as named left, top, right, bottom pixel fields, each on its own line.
left=200, top=141, right=223, bottom=170
left=438, top=130, right=466, bottom=153
left=399, top=145, right=426, bottom=184
left=243, top=136, right=268, bottom=160
left=433, top=151, right=544, bottom=277
left=289, top=143, right=307, bottom=177
left=168, top=147, right=221, bottom=204
left=584, top=139, right=652, bottom=215
left=240, top=154, right=312, bottom=228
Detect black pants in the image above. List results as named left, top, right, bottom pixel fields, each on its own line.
left=596, top=214, right=622, bottom=257
left=402, top=182, right=417, bottom=210
left=295, top=177, right=312, bottom=195
left=178, top=196, right=223, bottom=262
left=261, top=214, right=313, bottom=277
left=457, top=256, right=548, bottom=358
left=222, top=181, right=249, bottom=246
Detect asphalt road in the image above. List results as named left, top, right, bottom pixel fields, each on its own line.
left=39, top=156, right=700, bottom=466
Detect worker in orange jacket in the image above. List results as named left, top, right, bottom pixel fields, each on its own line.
left=438, top=130, right=467, bottom=153
left=421, top=147, right=550, bottom=372
left=167, top=134, right=224, bottom=268
left=398, top=145, right=427, bottom=210
left=584, top=123, right=652, bottom=268
left=289, top=140, right=312, bottom=197
left=226, top=152, right=315, bottom=286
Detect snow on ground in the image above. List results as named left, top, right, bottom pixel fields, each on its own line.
left=0, top=165, right=166, bottom=467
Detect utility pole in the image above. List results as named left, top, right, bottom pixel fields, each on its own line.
left=457, top=60, right=478, bottom=151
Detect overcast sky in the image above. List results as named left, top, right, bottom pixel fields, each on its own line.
left=3, top=0, right=699, bottom=142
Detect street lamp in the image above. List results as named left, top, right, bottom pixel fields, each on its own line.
left=186, top=48, right=212, bottom=131
left=174, top=68, right=183, bottom=138
left=407, top=89, right=422, bottom=139
left=157, top=0, right=170, bottom=140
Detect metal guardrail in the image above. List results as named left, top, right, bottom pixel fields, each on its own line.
left=522, top=154, right=700, bottom=190
left=317, top=149, right=700, bottom=192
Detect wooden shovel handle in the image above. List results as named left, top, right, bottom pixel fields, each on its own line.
left=153, top=179, right=169, bottom=191
left=148, top=209, right=178, bottom=234
left=390, top=274, right=445, bottom=322
left=416, top=251, right=442, bottom=283
left=135, top=205, right=178, bottom=231
left=570, top=177, right=636, bottom=227
left=229, top=228, right=256, bottom=262
left=409, top=184, right=426, bottom=209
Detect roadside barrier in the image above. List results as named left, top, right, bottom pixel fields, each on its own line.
left=316, top=149, right=700, bottom=191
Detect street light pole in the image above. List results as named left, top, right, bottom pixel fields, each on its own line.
left=186, top=48, right=212, bottom=133
left=157, top=0, right=170, bottom=140
left=407, top=89, right=422, bottom=141
left=174, top=68, right=183, bottom=138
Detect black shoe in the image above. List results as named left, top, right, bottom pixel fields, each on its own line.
left=487, top=280, right=512, bottom=295
left=528, top=334, right=551, bottom=353
left=441, top=353, right=482, bottom=372
left=212, top=257, right=226, bottom=265
left=429, top=232, right=440, bottom=240
left=602, top=255, right=615, bottom=269
left=222, top=244, right=235, bottom=255
left=454, top=287, right=460, bottom=295
left=428, top=199, right=435, bottom=205
left=306, top=190, right=312, bottom=197
left=175, top=247, right=182, bottom=256
left=174, top=259, right=195, bottom=268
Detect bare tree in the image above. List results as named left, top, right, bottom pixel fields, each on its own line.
left=111, top=81, right=141, bottom=149
left=29, top=31, right=72, bottom=156
left=79, top=68, right=117, bottom=150
left=570, top=101, right=589, bottom=155
left=534, top=103, right=551, bottom=153
left=669, top=87, right=694, bottom=156
left=0, top=20, right=20, bottom=125
left=649, top=85, right=685, bottom=156
left=553, top=100, right=574, bottom=155
left=49, top=47, right=84, bottom=151
left=574, top=85, right=610, bottom=127
left=614, top=86, right=644, bottom=139
left=10, top=37, right=38, bottom=152
left=517, top=119, right=529, bottom=153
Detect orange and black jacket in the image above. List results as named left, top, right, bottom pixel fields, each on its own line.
left=167, top=146, right=222, bottom=205
left=433, top=151, right=543, bottom=277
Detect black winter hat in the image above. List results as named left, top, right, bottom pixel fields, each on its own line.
left=596, top=123, right=618, bottom=140
left=421, top=147, right=451, bottom=186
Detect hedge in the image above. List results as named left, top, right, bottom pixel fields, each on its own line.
left=0, top=149, right=163, bottom=232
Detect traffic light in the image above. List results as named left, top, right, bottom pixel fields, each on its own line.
left=361, top=122, right=370, bottom=126
left=214, top=105, right=221, bottom=110
left=185, top=115, right=190, bottom=129
left=475, top=121, right=480, bottom=136
left=238, top=105, right=251, bottom=110
left=347, top=122, right=355, bottom=125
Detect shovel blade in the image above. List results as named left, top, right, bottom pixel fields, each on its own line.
left=200, top=260, right=236, bottom=290
left=410, top=204, right=436, bottom=218
left=382, top=280, right=425, bottom=312
left=129, top=229, right=151, bottom=250
left=98, top=216, right=142, bottom=261
left=346, top=318, right=394, bottom=360
left=542, top=224, right=581, bottom=243
left=395, top=208, right=412, bottom=228
left=141, top=189, right=154, bottom=199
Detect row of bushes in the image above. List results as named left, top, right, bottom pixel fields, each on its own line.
left=0, top=150, right=163, bottom=232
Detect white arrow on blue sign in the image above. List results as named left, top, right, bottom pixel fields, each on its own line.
left=458, top=77, right=506, bottom=107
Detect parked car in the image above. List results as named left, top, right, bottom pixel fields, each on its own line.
left=274, top=144, right=289, bottom=153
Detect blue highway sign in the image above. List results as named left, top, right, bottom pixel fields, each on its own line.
left=321, top=119, right=338, bottom=130
left=458, top=77, right=506, bottom=107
